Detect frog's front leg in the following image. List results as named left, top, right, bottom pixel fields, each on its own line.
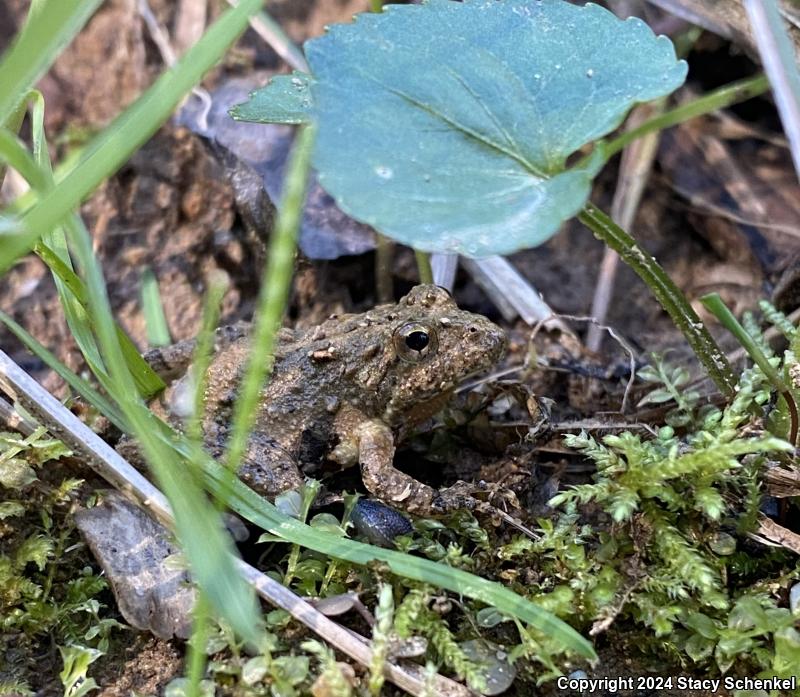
left=236, top=432, right=305, bottom=499
left=331, top=407, right=475, bottom=516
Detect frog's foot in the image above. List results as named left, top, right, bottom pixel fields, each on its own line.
left=355, top=419, right=477, bottom=516
left=237, top=433, right=304, bottom=498
left=355, top=419, right=435, bottom=514
left=430, top=480, right=477, bottom=514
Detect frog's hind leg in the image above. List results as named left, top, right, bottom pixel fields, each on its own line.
left=236, top=433, right=304, bottom=499
left=354, top=419, right=476, bottom=516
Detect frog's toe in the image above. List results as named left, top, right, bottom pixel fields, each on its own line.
left=351, top=499, right=413, bottom=547
left=431, top=481, right=477, bottom=514
left=238, top=458, right=304, bottom=498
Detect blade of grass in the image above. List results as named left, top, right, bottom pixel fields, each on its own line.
left=601, top=74, right=770, bottom=161
left=579, top=203, right=736, bottom=398
left=185, top=593, right=211, bottom=697
left=63, top=198, right=264, bottom=646
left=700, top=292, right=798, bottom=445
left=0, top=102, right=164, bottom=398
left=223, top=125, right=315, bottom=477
left=226, top=1, right=308, bottom=72
left=0, top=309, right=125, bottom=429
left=0, top=128, right=48, bottom=189
left=0, top=0, right=104, bottom=124
left=141, top=268, right=172, bottom=347
left=744, top=0, right=800, bottom=179
left=210, top=463, right=597, bottom=659
left=0, top=98, right=29, bottom=188
left=0, top=0, right=264, bottom=276
left=27, top=91, right=124, bottom=408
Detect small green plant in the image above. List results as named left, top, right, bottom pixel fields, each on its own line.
left=637, top=353, right=701, bottom=427
left=0, top=430, right=119, bottom=691
left=493, top=333, right=800, bottom=680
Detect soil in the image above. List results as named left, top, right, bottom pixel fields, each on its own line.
left=1, top=0, right=799, bottom=694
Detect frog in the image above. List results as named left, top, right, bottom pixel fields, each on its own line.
left=147, top=285, right=506, bottom=516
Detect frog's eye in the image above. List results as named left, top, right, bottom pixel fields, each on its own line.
left=393, top=321, right=438, bottom=362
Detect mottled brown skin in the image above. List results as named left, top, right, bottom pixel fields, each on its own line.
left=160, top=285, right=506, bottom=515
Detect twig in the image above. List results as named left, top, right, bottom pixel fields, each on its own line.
left=754, top=514, right=800, bottom=554
left=431, top=253, right=458, bottom=291
left=531, top=312, right=638, bottom=413
left=226, top=0, right=309, bottom=72
left=174, top=0, right=207, bottom=54
left=587, top=103, right=663, bottom=352
left=744, top=0, right=800, bottom=182
left=667, top=180, right=800, bottom=239
left=137, top=0, right=212, bottom=131
left=0, top=348, right=473, bottom=697
left=460, top=256, right=571, bottom=333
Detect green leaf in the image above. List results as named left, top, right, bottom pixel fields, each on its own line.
left=684, top=634, right=715, bottom=663
left=0, top=501, right=25, bottom=519
left=231, top=72, right=315, bottom=124
left=59, top=645, right=102, bottom=697
left=0, top=458, right=37, bottom=489
left=684, top=612, right=718, bottom=640
left=300, top=0, right=686, bottom=256
left=774, top=626, right=800, bottom=676
left=0, top=0, right=104, bottom=123
left=16, top=534, right=53, bottom=570
left=728, top=596, right=768, bottom=632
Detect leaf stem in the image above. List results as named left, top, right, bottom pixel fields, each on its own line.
left=414, top=249, right=433, bottom=285
left=375, top=233, right=394, bottom=303
left=603, top=74, right=770, bottom=160
left=701, top=292, right=798, bottom=444
left=185, top=592, right=211, bottom=697
left=578, top=204, right=736, bottom=398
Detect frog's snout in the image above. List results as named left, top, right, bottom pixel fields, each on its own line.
left=486, top=325, right=507, bottom=362
left=464, top=320, right=506, bottom=365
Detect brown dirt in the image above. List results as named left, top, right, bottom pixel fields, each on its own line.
left=93, top=636, right=183, bottom=697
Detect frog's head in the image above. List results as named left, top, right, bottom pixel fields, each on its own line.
left=379, top=285, right=506, bottom=425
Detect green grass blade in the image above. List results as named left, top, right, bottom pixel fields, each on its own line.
left=602, top=75, right=769, bottom=161
left=579, top=203, right=736, bottom=397
left=223, top=125, right=315, bottom=475
left=141, top=268, right=172, bottom=347
left=0, top=128, right=48, bottom=190
left=0, top=309, right=125, bottom=429
left=0, top=0, right=264, bottom=275
left=0, top=0, right=104, bottom=123
left=221, top=474, right=597, bottom=659
left=63, top=196, right=264, bottom=647
left=1, top=99, right=165, bottom=398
